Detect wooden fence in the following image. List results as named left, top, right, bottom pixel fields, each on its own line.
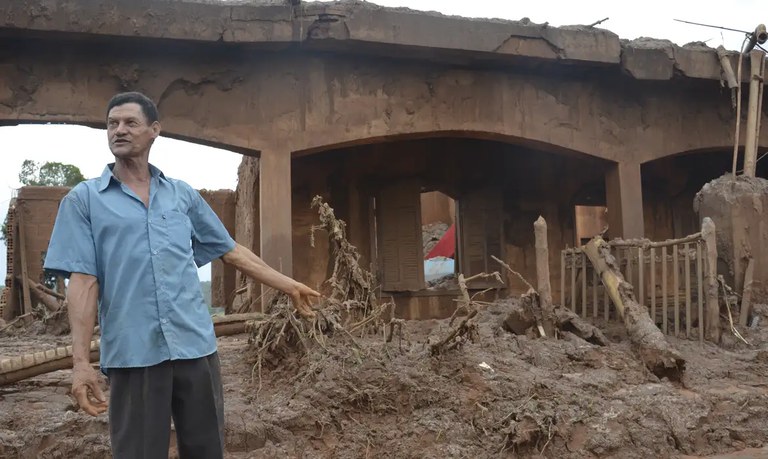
left=561, top=228, right=717, bottom=342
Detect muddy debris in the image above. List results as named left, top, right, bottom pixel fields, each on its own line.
left=3, top=199, right=768, bottom=458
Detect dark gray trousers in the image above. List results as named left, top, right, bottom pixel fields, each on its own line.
left=108, top=352, right=225, bottom=459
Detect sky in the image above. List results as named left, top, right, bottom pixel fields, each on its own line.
left=0, top=0, right=763, bottom=282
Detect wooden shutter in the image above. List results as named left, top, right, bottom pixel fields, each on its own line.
left=377, top=180, right=424, bottom=291
left=457, top=189, right=504, bottom=288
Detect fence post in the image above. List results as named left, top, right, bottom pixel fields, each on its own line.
left=534, top=217, right=554, bottom=336
left=702, top=218, right=721, bottom=342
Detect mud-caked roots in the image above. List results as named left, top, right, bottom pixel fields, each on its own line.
left=248, top=197, right=389, bottom=384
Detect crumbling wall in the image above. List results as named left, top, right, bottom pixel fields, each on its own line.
left=199, top=190, right=237, bottom=310
left=16, top=187, right=70, bottom=284
left=2, top=200, right=17, bottom=321
left=4, top=186, right=237, bottom=320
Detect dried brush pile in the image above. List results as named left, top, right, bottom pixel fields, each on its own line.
left=247, top=196, right=391, bottom=388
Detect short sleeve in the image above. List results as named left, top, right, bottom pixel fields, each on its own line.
left=188, top=190, right=236, bottom=267
left=43, top=190, right=98, bottom=279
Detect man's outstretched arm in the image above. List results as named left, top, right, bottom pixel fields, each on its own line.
left=221, top=243, right=320, bottom=317
left=68, top=273, right=107, bottom=416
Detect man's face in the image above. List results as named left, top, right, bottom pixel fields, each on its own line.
left=107, top=103, right=160, bottom=159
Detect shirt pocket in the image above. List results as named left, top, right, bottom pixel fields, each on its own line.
left=164, top=210, right=193, bottom=251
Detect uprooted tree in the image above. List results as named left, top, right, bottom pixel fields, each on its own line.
left=247, top=196, right=391, bottom=387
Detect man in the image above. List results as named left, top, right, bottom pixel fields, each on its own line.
left=44, top=92, right=320, bottom=458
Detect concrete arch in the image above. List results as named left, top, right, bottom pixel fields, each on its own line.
left=0, top=119, right=257, bottom=157
left=642, top=145, right=768, bottom=165
left=291, top=129, right=612, bottom=163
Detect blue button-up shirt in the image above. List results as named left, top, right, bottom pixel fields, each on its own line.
left=44, top=163, right=236, bottom=371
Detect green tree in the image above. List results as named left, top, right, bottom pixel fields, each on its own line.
left=18, top=160, right=85, bottom=187
left=2, top=160, right=86, bottom=242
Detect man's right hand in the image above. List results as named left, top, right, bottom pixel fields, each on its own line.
left=72, top=363, right=108, bottom=416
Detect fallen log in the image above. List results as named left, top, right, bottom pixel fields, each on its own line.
left=501, top=302, right=608, bottom=346
left=0, top=312, right=265, bottom=386
left=583, top=237, right=685, bottom=381
left=553, top=308, right=609, bottom=346
left=15, top=276, right=64, bottom=312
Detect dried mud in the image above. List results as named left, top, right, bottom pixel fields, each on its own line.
left=3, top=300, right=768, bottom=458
left=695, top=174, right=768, bottom=300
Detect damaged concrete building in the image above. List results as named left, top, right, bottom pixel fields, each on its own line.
left=1, top=0, right=767, bottom=321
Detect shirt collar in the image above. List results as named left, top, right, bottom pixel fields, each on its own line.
left=98, top=163, right=167, bottom=192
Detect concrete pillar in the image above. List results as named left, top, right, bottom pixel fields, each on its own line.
left=259, top=148, right=293, bottom=279
left=605, top=162, right=644, bottom=239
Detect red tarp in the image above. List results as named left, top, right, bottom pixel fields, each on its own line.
left=425, top=224, right=456, bottom=259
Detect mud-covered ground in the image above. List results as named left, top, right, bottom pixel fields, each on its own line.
left=3, top=301, right=768, bottom=458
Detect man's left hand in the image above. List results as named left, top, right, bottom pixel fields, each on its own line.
left=289, top=282, right=321, bottom=318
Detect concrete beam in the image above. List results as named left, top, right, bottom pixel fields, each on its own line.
left=605, top=162, right=644, bottom=239
left=3, top=0, right=737, bottom=80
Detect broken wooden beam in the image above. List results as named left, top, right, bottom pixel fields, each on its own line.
left=0, top=312, right=265, bottom=386
left=583, top=236, right=685, bottom=381
left=553, top=308, right=608, bottom=346
left=702, top=218, right=721, bottom=342
left=17, top=276, right=63, bottom=312
left=534, top=216, right=554, bottom=336
left=608, top=232, right=702, bottom=249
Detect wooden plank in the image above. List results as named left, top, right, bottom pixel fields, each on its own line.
left=702, top=218, right=721, bottom=342
left=662, top=245, right=668, bottom=334
left=697, top=242, right=704, bottom=342
left=16, top=205, right=33, bottom=316
left=685, top=243, right=692, bottom=338
left=533, top=217, right=554, bottom=336
left=650, top=247, right=656, bottom=324
left=673, top=244, right=679, bottom=337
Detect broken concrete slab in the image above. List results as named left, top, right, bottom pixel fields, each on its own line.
left=0, top=0, right=735, bottom=82
left=621, top=38, right=675, bottom=80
